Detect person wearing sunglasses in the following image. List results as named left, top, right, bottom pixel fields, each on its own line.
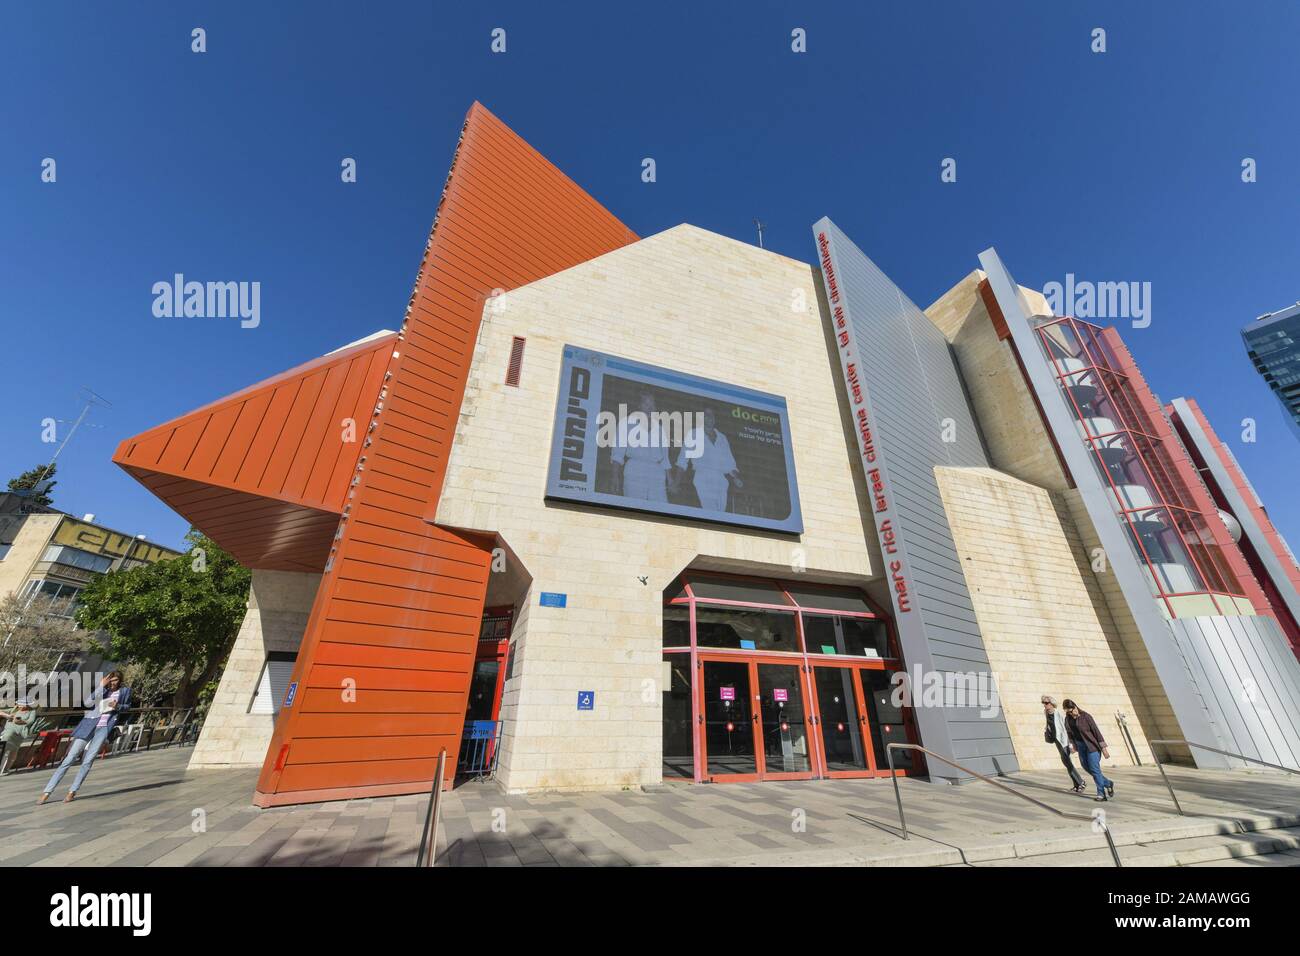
left=1062, top=698, right=1114, bottom=801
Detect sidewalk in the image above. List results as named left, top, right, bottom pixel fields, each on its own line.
left=1, top=748, right=1297, bottom=866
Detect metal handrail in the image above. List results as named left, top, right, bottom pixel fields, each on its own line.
left=886, top=743, right=1123, bottom=867
left=1148, top=739, right=1300, bottom=816
left=415, top=749, right=448, bottom=867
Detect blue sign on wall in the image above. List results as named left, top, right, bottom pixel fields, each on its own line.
left=544, top=346, right=804, bottom=534
left=540, top=591, right=567, bottom=608
left=577, top=691, right=595, bottom=711
left=283, top=681, right=298, bottom=709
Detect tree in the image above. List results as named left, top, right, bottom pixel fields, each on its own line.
left=0, top=592, right=89, bottom=676
left=7, top=463, right=57, bottom=508
left=75, top=529, right=251, bottom=709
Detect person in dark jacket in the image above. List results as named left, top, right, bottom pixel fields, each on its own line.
left=1041, top=695, right=1085, bottom=793
left=39, top=671, right=131, bottom=804
left=1063, top=699, right=1114, bottom=801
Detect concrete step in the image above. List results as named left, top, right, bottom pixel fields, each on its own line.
left=972, top=825, right=1300, bottom=867
left=1185, top=849, right=1300, bottom=867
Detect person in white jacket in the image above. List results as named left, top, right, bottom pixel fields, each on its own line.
left=610, top=393, right=671, bottom=503
left=1042, top=695, right=1085, bottom=793
left=685, top=408, right=741, bottom=512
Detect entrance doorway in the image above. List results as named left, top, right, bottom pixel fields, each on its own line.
left=699, top=658, right=814, bottom=781
left=663, top=573, right=921, bottom=784
left=459, top=607, right=511, bottom=777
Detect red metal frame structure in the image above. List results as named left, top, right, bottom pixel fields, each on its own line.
left=663, top=571, right=921, bottom=783
left=1167, top=397, right=1300, bottom=652
left=1033, top=317, right=1257, bottom=618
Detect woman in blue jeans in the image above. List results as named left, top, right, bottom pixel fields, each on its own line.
left=39, top=671, right=131, bottom=805
left=1063, top=698, right=1115, bottom=802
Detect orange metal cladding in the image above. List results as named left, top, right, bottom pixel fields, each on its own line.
left=252, top=102, right=638, bottom=806
left=113, top=333, right=398, bottom=571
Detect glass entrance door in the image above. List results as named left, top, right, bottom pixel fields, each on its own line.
left=807, top=663, right=918, bottom=777
left=811, top=664, right=870, bottom=775
left=701, top=659, right=758, bottom=780
left=756, top=663, right=814, bottom=779
left=700, top=658, right=814, bottom=781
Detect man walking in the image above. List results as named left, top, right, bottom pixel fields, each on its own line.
left=1063, top=698, right=1115, bottom=802
left=1041, top=695, right=1085, bottom=793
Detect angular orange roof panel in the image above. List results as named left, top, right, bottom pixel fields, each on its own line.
left=113, top=332, right=398, bottom=571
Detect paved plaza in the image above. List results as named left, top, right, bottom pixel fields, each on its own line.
left=1, top=747, right=1298, bottom=867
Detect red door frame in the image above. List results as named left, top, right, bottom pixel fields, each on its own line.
left=669, top=571, right=922, bottom=783
left=695, top=653, right=817, bottom=782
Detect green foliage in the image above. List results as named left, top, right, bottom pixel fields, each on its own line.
left=0, top=592, right=88, bottom=675
left=75, top=529, right=251, bottom=708
left=7, top=463, right=57, bottom=508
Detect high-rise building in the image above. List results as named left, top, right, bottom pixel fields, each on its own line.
left=1242, top=302, right=1300, bottom=441
left=114, top=103, right=1300, bottom=807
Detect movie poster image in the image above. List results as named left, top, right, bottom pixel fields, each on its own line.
left=545, top=346, right=803, bottom=533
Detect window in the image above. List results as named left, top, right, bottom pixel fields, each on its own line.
left=802, top=614, right=891, bottom=657
left=663, top=605, right=690, bottom=647
left=42, top=545, right=114, bottom=573
left=248, top=652, right=298, bottom=715
left=694, top=605, right=798, bottom=652
left=687, top=577, right=792, bottom=606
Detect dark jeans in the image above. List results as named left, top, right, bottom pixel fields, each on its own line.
left=1055, top=741, right=1084, bottom=788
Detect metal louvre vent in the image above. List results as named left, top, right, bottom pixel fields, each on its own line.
left=505, top=336, right=526, bottom=387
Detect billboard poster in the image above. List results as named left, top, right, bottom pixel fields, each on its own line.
left=545, top=346, right=803, bottom=533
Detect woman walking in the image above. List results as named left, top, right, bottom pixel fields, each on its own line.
left=1062, top=698, right=1115, bottom=802
left=39, top=671, right=131, bottom=804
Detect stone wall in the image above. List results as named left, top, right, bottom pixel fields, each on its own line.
left=188, top=569, right=320, bottom=768
left=935, top=466, right=1161, bottom=769
left=435, top=224, right=879, bottom=792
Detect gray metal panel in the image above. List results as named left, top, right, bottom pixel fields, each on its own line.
left=1169, top=615, right=1300, bottom=768
left=814, top=219, right=1016, bottom=781
left=1168, top=396, right=1300, bottom=629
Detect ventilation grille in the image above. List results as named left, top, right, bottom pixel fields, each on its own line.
left=505, top=336, right=526, bottom=387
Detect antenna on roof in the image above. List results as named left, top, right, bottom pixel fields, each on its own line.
left=24, top=387, right=113, bottom=500
left=753, top=218, right=766, bottom=250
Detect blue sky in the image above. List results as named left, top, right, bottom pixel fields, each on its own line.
left=2, top=1, right=1298, bottom=552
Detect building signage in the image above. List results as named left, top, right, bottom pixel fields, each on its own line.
left=577, top=691, right=595, bottom=711
left=52, top=518, right=175, bottom=565
left=773, top=688, right=789, bottom=703
left=539, top=591, right=567, bottom=608
left=545, top=346, right=804, bottom=533
left=283, top=681, right=298, bottom=709
left=815, top=230, right=912, bottom=614
left=719, top=686, right=736, bottom=701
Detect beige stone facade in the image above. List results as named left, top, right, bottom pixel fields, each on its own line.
left=188, top=569, right=319, bottom=768
left=935, top=467, right=1157, bottom=768
left=0, top=513, right=62, bottom=600
left=435, top=224, right=882, bottom=792
left=924, top=277, right=1184, bottom=763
